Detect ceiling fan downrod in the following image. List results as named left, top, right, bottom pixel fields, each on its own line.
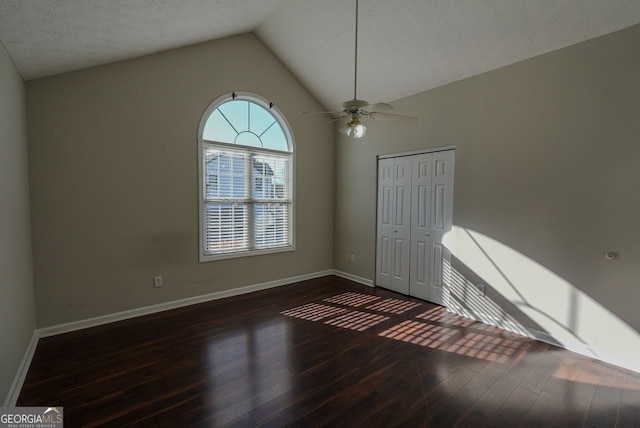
left=353, top=0, right=359, bottom=102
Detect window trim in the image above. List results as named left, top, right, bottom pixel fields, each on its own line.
left=197, top=92, right=296, bottom=262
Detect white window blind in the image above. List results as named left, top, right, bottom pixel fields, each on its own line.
left=202, top=147, right=292, bottom=256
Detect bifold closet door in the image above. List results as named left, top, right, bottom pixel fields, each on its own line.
left=376, top=150, right=454, bottom=305
left=376, top=156, right=412, bottom=295
left=409, top=153, right=432, bottom=301
left=409, top=150, right=455, bottom=305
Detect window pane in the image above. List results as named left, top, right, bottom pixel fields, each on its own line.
left=204, top=154, right=220, bottom=198
left=202, top=109, right=238, bottom=144
left=218, top=101, right=248, bottom=135
left=260, top=121, right=288, bottom=151
left=252, top=156, right=289, bottom=199
left=205, top=203, right=248, bottom=253
left=204, top=149, right=248, bottom=199
left=253, top=202, right=290, bottom=249
left=203, top=99, right=289, bottom=152
left=250, top=102, right=275, bottom=135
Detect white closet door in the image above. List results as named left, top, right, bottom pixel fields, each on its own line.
left=427, top=150, right=455, bottom=305
left=376, top=158, right=394, bottom=288
left=390, top=157, right=412, bottom=295
left=376, top=149, right=454, bottom=304
left=410, top=153, right=432, bottom=301
left=376, top=156, right=411, bottom=294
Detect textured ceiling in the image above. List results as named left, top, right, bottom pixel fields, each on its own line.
left=0, top=0, right=286, bottom=80
left=2, top=0, right=640, bottom=111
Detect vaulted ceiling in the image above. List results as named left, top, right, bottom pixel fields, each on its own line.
left=2, top=0, right=640, bottom=111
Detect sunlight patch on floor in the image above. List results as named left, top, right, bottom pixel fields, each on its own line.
left=416, top=306, right=475, bottom=327
left=366, top=298, right=422, bottom=314
left=323, top=292, right=381, bottom=307
left=280, top=303, right=348, bottom=321
left=325, top=310, right=390, bottom=331
left=282, top=293, right=532, bottom=364
left=380, top=320, right=527, bottom=363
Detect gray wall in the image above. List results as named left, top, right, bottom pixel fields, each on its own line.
left=27, top=33, right=335, bottom=327
left=0, top=42, right=36, bottom=404
left=334, top=24, right=640, bottom=371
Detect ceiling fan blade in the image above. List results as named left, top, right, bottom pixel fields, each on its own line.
left=364, top=102, right=393, bottom=111
left=299, top=110, right=342, bottom=115
left=369, top=112, right=417, bottom=124
left=302, top=117, right=340, bottom=133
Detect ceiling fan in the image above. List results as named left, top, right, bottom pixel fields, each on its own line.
left=301, top=0, right=417, bottom=138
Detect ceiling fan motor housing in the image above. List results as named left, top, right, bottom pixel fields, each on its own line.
left=342, top=99, right=369, bottom=112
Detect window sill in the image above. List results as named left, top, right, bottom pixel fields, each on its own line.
left=199, top=245, right=295, bottom=263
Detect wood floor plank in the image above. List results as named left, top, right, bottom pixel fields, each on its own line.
left=616, top=402, right=640, bottom=428
left=453, top=408, right=494, bottom=428
left=430, top=361, right=506, bottom=425
left=584, top=363, right=627, bottom=428
left=519, top=382, right=568, bottom=427
left=518, top=346, right=565, bottom=394
left=17, top=275, right=640, bottom=427
left=551, top=376, right=598, bottom=427
left=491, top=385, right=539, bottom=425
left=472, top=371, right=522, bottom=419
left=621, top=372, right=640, bottom=409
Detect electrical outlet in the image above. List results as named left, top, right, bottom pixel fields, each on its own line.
left=476, top=283, right=486, bottom=296
left=153, top=276, right=163, bottom=288
left=350, top=254, right=356, bottom=262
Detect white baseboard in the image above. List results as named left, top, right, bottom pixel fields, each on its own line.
left=525, top=327, right=565, bottom=349
left=38, top=270, right=334, bottom=338
left=3, top=331, right=39, bottom=407
left=332, top=270, right=374, bottom=287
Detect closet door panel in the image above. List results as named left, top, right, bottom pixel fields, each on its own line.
left=427, top=150, right=455, bottom=305
left=376, top=158, right=394, bottom=288
left=410, top=153, right=432, bottom=300
left=390, top=158, right=411, bottom=295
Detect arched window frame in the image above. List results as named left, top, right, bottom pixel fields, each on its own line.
left=197, top=92, right=295, bottom=262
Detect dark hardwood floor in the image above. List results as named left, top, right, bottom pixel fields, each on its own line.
left=18, top=275, right=640, bottom=427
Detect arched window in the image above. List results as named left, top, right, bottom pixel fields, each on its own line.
left=198, top=92, right=294, bottom=261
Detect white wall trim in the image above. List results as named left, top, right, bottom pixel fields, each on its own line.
left=525, top=327, right=566, bottom=349
left=332, top=270, right=374, bottom=287
left=3, top=331, right=39, bottom=407
left=38, top=270, right=334, bottom=338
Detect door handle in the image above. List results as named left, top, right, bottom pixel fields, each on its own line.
left=425, top=232, right=430, bottom=237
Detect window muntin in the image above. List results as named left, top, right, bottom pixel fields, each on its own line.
left=202, top=99, right=289, bottom=152
left=199, top=93, right=294, bottom=261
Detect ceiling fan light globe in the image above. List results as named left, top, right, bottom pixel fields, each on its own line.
left=353, top=123, right=366, bottom=138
